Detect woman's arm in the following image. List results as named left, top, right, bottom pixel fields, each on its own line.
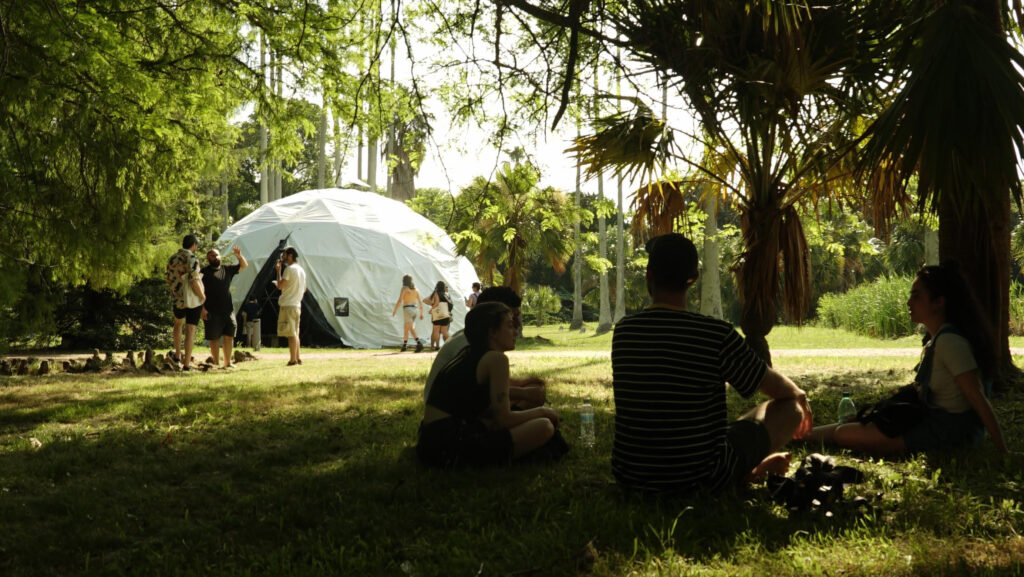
left=955, top=371, right=1007, bottom=453
left=480, top=352, right=557, bottom=430
left=392, top=287, right=405, bottom=315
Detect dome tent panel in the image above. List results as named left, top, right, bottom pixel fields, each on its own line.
left=217, top=188, right=479, bottom=349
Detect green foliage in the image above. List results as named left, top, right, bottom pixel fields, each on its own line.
left=449, top=162, right=579, bottom=292
left=1009, top=282, right=1024, bottom=337
left=816, top=276, right=916, bottom=339
left=521, top=285, right=563, bottom=326
left=0, top=1, right=248, bottom=341
left=54, top=279, right=174, bottom=351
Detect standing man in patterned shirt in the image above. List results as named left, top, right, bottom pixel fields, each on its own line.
left=611, top=233, right=813, bottom=494
left=165, top=234, right=205, bottom=371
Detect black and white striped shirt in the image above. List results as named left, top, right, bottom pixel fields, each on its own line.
left=611, top=306, right=767, bottom=493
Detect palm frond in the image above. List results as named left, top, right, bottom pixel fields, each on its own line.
left=860, top=1, right=1024, bottom=216
left=567, top=102, right=678, bottom=184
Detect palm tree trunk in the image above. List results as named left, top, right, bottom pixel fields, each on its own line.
left=737, top=203, right=782, bottom=365
left=938, top=191, right=1014, bottom=388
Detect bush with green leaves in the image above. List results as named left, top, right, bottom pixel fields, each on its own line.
left=816, top=275, right=916, bottom=339
left=1009, top=282, right=1024, bottom=336
left=521, top=285, right=564, bottom=326
left=55, top=279, right=174, bottom=351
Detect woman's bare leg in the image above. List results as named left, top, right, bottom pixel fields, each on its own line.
left=508, top=418, right=555, bottom=458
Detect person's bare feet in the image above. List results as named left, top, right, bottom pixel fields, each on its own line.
left=745, top=452, right=791, bottom=484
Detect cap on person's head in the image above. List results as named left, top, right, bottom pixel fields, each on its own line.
left=477, top=286, right=522, bottom=308
left=183, top=234, right=199, bottom=250
left=645, top=233, right=699, bottom=292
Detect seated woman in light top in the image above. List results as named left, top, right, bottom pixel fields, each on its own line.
left=417, top=301, right=564, bottom=467
left=805, top=262, right=1006, bottom=455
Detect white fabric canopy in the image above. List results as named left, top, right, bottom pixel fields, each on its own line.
left=218, top=188, right=479, bottom=348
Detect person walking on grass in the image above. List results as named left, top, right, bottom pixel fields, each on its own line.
left=423, top=286, right=546, bottom=409
left=612, top=233, right=812, bottom=494
left=275, top=246, right=306, bottom=366
left=165, top=234, right=205, bottom=372
left=417, top=301, right=566, bottom=467
left=392, top=274, right=424, bottom=352
left=803, top=262, right=1007, bottom=456
left=424, top=281, right=453, bottom=351
left=201, top=246, right=247, bottom=368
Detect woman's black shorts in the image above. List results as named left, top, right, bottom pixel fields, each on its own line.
left=416, top=417, right=512, bottom=468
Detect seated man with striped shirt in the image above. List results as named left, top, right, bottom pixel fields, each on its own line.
left=611, top=233, right=813, bottom=494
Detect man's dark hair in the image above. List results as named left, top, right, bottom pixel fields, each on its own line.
left=472, top=282, right=481, bottom=290
left=283, top=246, right=299, bottom=260
left=182, top=234, right=198, bottom=250
left=645, top=233, right=699, bottom=292
left=477, top=286, right=522, bottom=308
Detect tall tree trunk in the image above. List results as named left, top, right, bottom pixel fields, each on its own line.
left=368, top=135, right=378, bottom=192
left=259, top=32, right=268, bottom=205
left=924, top=228, right=939, bottom=266
left=615, top=172, right=626, bottom=322
left=332, top=111, right=342, bottom=186
left=220, top=181, right=229, bottom=230
left=317, top=104, right=327, bottom=189
left=570, top=124, right=584, bottom=330
left=274, top=56, right=283, bottom=199
left=938, top=191, right=1013, bottom=387
left=700, top=187, right=723, bottom=319
left=595, top=66, right=612, bottom=333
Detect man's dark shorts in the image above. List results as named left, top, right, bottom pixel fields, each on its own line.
left=173, top=305, right=202, bottom=326
left=726, top=419, right=772, bottom=485
left=205, top=312, right=237, bottom=341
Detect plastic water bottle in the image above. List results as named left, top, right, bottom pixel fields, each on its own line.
left=579, top=398, right=595, bottom=448
left=837, top=390, right=857, bottom=423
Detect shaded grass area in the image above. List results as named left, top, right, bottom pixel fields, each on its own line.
left=1, top=355, right=1023, bottom=576
left=521, top=323, right=1024, bottom=351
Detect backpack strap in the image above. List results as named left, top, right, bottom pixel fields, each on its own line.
left=914, top=325, right=990, bottom=404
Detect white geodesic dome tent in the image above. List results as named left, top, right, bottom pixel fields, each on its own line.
left=217, top=188, right=480, bottom=348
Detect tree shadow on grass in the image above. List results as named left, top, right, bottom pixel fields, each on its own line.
left=1, top=367, right=1022, bottom=576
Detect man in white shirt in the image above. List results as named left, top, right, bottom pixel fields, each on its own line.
left=274, top=246, right=307, bottom=366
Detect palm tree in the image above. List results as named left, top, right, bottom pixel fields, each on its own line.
left=452, top=162, right=578, bottom=294
left=859, top=0, right=1024, bottom=383
left=570, top=2, right=874, bottom=362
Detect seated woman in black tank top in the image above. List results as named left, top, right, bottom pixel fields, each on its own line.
left=417, top=301, right=563, bottom=467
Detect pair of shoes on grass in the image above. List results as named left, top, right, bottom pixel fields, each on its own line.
left=286, top=359, right=303, bottom=366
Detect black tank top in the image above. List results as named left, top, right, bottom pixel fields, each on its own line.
left=426, top=347, right=490, bottom=419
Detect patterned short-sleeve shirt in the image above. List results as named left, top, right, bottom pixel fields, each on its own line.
left=165, top=248, right=200, bottom=309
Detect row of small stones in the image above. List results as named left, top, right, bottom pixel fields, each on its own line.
left=1, top=349, right=255, bottom=377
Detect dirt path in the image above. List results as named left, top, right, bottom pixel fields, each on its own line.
left=12, top=347, right=1024, bottom=363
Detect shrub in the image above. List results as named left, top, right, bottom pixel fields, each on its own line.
left=1009, top=282, right=1024, bottom=336
left=816, top=275, right=915, bottom=339
left=521, top=285, right=563, bottom=326
left=55, top=279, right=173, bottom=350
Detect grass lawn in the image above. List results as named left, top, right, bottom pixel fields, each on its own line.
left=1, top=330, right=1023, bottom=576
